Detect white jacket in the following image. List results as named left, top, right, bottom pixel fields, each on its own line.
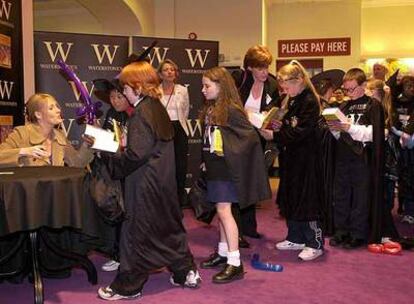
left=160, top=84, right=190, bottom=136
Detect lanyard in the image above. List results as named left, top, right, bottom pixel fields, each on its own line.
left=163, top=85, right=175, bottom=109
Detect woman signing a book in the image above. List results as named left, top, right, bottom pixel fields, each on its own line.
left=199, top=67, right=271, bottom=283
left=0, top=93, right=92, bottom=167
left=259, top=60, right=324, bottom=261
left=0, top=93, right=94, bottom=280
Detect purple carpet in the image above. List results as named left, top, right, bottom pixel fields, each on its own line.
left=1, top=178, right=413, bottom=304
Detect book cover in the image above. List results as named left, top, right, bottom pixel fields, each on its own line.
left=248, top=107, right=287, bottom=129
left=322, top=107, right=348, bottom=123
left=0, top=115, right=13, bottom=143
left=0, top=34, right=11, bottom=69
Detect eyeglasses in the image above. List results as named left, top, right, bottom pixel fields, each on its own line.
left=342, top=85, right=359, bottom=93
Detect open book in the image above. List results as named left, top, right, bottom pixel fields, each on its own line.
left=248, top=107, right=287, bottom=129
left=84, top=124, right=119, bottom=153
left=322, top=107, right=348, bottom=123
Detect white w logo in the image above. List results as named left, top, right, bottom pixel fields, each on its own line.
left=347, top=113, right=363, bottom=125
left=43, top=41, right=74, bottom=62
left=185, top=49, right=210, bottom=68
left=59, top=119, right=76, bottom=138
left=144, top=46, right=169, bottom=66
left=0, top=80, right=13, bottom=99
left=186, top=119, right=203, bottom=137
left=0, top=0, right=11, bottom=21
left=91, top=44, right=119, bottom=64
left=68, top=81, right=94, bottom=101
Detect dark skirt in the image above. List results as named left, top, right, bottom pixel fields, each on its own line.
left=207, top=180, right=239, bottom=203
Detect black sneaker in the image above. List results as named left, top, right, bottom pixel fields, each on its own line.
left=170, top=270, right=201, bottom=288
left=98, top=286, right=142, bottom=301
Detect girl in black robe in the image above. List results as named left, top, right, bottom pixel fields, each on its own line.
left=366, top=79, right=399, bottom=241
left=392, top=76, right=414, bottom=224
left=199, top=67, right=271, bottom=283
left=93, top=78, right=134, bottom=272
left=98, top=61, right=199, bottom=301
left=259, top=60, right=324, bottom=261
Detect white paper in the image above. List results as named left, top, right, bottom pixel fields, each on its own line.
left=84, top=125, right=119, bottom=153
left=247, top=111, right=265, bottom=129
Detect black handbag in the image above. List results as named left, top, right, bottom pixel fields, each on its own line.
left=86, top=157, right=124, bottom=223
left=188, top=173, right=216, bottom=224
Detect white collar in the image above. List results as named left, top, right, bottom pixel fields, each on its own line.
left=133, top=95, right=145, bottom=107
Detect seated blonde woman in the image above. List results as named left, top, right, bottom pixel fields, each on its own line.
left=0, top=93, right=94, bottom=281
left=0, top=93, right=92, bottom=168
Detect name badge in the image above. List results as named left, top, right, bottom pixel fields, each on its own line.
left=265, top=94, right=272, bottom=105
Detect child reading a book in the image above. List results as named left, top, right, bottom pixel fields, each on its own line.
left=327, top=68, right=385, bottom=248
left=259, top=60, right=324, bottom=261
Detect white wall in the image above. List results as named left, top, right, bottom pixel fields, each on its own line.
left=154, top=0, right=264, bottom=66
left=34, top=0, right=147, bottom=36
left=22, top=0, right=35, bottom=99
left=361, top=4, right=414, bottom=58
left=267, top=0, right=362, bottom=72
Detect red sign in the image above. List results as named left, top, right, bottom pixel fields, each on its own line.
left=278, top=38, right=351, bottom=57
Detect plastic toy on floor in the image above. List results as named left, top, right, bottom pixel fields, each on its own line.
left=251, top=254, right=283, bottom=272
left=367, top=241, right=402, bottom=255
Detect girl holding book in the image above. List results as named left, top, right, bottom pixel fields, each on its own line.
left=259, top=60, right=324, bottom=261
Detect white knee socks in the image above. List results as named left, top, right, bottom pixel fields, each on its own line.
left=218, top=242, right=240, bottom=266
left=227, top=250, right=241, bottom=267
left=218, top=242, right=228, bottom=257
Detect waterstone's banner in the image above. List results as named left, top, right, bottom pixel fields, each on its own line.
left=34, top=32, right=218, bottom=185
left=0, top=0, right=24, bottom=142
left=34, top=32, right=129, bottom=146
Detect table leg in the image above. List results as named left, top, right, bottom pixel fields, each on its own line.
left=38, top=230, right=97, bottom=284
left=29, top=231, right=44, bottom=304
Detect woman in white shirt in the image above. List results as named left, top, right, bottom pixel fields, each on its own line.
left=232, top=46, right=279, bottom=239
left=158, top=59, right=190, bottom=206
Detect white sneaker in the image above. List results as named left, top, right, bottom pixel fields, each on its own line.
left=276, top=240, right=305, bottom=250
left=298, top=247, right=324, bottom=261
left=170, top=270, right=201, bottom=288
left=381, top=237, right=392, bottom=244
left=401, top=215, right=414, bottom=224
left=98, top=286, right=141, bottom=301
left=101, top=260, right=120, bottom=272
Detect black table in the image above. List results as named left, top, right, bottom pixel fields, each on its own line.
left=0, top=166, right=98, bottom=304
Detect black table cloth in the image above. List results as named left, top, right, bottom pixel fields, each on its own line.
left=0, top=166, right=117, bottom=304
left=0, top=166, right=85, bottom=236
